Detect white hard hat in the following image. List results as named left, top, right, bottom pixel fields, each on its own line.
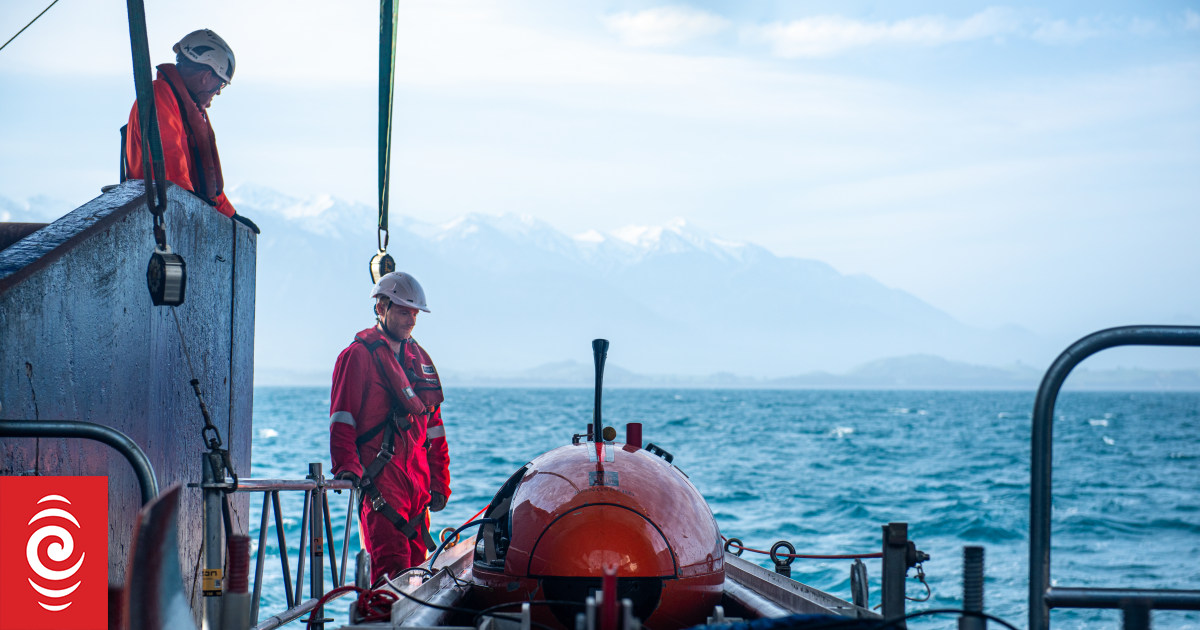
left=174, top=29, right=236, bottom=84
left=371, top=272, right=430, bottom=313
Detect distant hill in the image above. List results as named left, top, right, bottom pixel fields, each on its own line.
left=12, top=186, right=1189, bottom=388
left=230, top=185, right=1053, bottom=380
left=427, top=355, right=1200, bottom=391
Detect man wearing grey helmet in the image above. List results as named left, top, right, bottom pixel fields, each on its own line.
left=123, top=29, right=237, bottom=217
left=328, top=272, right=451, bottom=583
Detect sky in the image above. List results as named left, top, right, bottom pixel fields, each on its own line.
left=2, top=1, right=1199, bottom=363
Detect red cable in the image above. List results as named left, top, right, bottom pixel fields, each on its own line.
left=435, top=506, right=490, bottom=547
left=721, top=535, right=884, bottom=560
left=460, top=506, right=487, bottom=530
left=306, top=584, right=398, bottom=628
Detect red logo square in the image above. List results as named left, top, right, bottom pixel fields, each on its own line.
left=0, top=476, right=108, bottom=630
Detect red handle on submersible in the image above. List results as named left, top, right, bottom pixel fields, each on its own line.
left=601, top=563, right=618, bottom=630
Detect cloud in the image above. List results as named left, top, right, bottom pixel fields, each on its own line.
left=1029, top=18, right=1105, bottom=45
left=747, top=8, right=1019, bottom=58
left=745, top=7, right=1188, bottom=58
left=1185, top=10, right=1200, bottom=31
left=1028, top=14, right=1160, bottom=45
left=603, top=6, right=729, bottom=47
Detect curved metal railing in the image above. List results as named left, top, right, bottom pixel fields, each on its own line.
left=1029, top=325, right=1200, bottom=630
left=0, top=419, right=160, bottom=503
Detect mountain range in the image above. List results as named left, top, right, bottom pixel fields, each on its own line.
left=6, top=187, right=1194, bottom=389
left=229, top=185, right=1060, bottom=384
left=439, top=354, right=1200, bottom=391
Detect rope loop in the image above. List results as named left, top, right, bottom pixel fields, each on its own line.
left=148, top=181, right=167, bottom=217
left=770, top=540, right=796, bottom=567
left=202, top=425, right=222, bottom=450
left=906, top=562, right=932, bottom=602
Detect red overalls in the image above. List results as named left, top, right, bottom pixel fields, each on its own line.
left=329, top=327, right=450, bottom=583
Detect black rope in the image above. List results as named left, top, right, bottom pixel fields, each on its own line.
left=868, top=608, right=1020, bottom=630
left=171, top=307, right=223, bottom=449
left=425, top=518, right=495, bottom=571
left=385, top=582, right=558, bottom=630
left=472, top=599, right=586, bottom=626
left=0, top=0, right=61, bottom=53
left=382, top=566, right=434, bottom=582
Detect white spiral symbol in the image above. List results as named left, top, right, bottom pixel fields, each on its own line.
left=26, top=494, right=86, bottom=612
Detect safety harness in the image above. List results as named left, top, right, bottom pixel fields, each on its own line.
left=353, top=332, right=440, bottom=551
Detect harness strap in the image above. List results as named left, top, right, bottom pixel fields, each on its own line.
left=353, top=335, right=434, bottom=550
left=355, top=405, right=412, bottom=447
left=157, top=64, right=223, bottom=203
left=355, top=419, right=388, bottom=447
left=360, top=478, right=436, bottom=550
left=360, top=434, right=393, bottom=481
left=356, top=335, right=423, bottom=411
left=120, top=124, right=129, bottom=182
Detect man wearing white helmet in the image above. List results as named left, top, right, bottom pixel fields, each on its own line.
left=328, top=272, right=451, bottom=583
left=123, top=29, right=237, bottom=217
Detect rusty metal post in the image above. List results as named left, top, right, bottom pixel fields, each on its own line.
left=308, top=463, right=327, bottom=630
left=1122, top=600, right=1151, bottom=630
left=202, top=452, right=225, bottom=630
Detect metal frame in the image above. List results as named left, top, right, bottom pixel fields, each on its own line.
left=201, top=461, right=360, bottom=630
left=1029, top=325, right=1200, bottom=630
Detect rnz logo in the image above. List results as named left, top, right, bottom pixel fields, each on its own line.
left=28, top=494, right=88, bottom=611
left=0, top=476, right=108, bottom=630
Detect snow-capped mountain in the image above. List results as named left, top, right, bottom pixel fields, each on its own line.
left=227, top=186, right=1045, bottom=382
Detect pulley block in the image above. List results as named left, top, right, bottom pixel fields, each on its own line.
left=147, top=248, right=187, bottom=306
left=369, top=250, right=395, bottom=283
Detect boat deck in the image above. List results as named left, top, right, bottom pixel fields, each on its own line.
left=338, top=534, right=877, bottom=629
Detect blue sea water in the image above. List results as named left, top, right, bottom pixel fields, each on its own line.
left=248, top=387, right=1200, bottom=629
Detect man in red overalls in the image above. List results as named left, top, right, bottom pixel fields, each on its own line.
left=329, top=272, right=451, bottom=584
left=124, top=29, right=237, bottom=217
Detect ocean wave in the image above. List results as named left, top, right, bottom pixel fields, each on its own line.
left=247, top=386, right=1200, bottom=630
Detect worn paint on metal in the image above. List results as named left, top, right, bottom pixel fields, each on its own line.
left=0, top=180, right=256, bottom=622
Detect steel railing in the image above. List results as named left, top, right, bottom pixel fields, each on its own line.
left=1030, top=325, right=1200, bottom=630
left=204, top=461, right=360, bottom=630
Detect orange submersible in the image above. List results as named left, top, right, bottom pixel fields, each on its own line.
left=467, top=339, right=725, bottom=629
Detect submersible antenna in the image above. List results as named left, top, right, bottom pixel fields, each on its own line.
left=591, top=339, right=609, bottom=441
